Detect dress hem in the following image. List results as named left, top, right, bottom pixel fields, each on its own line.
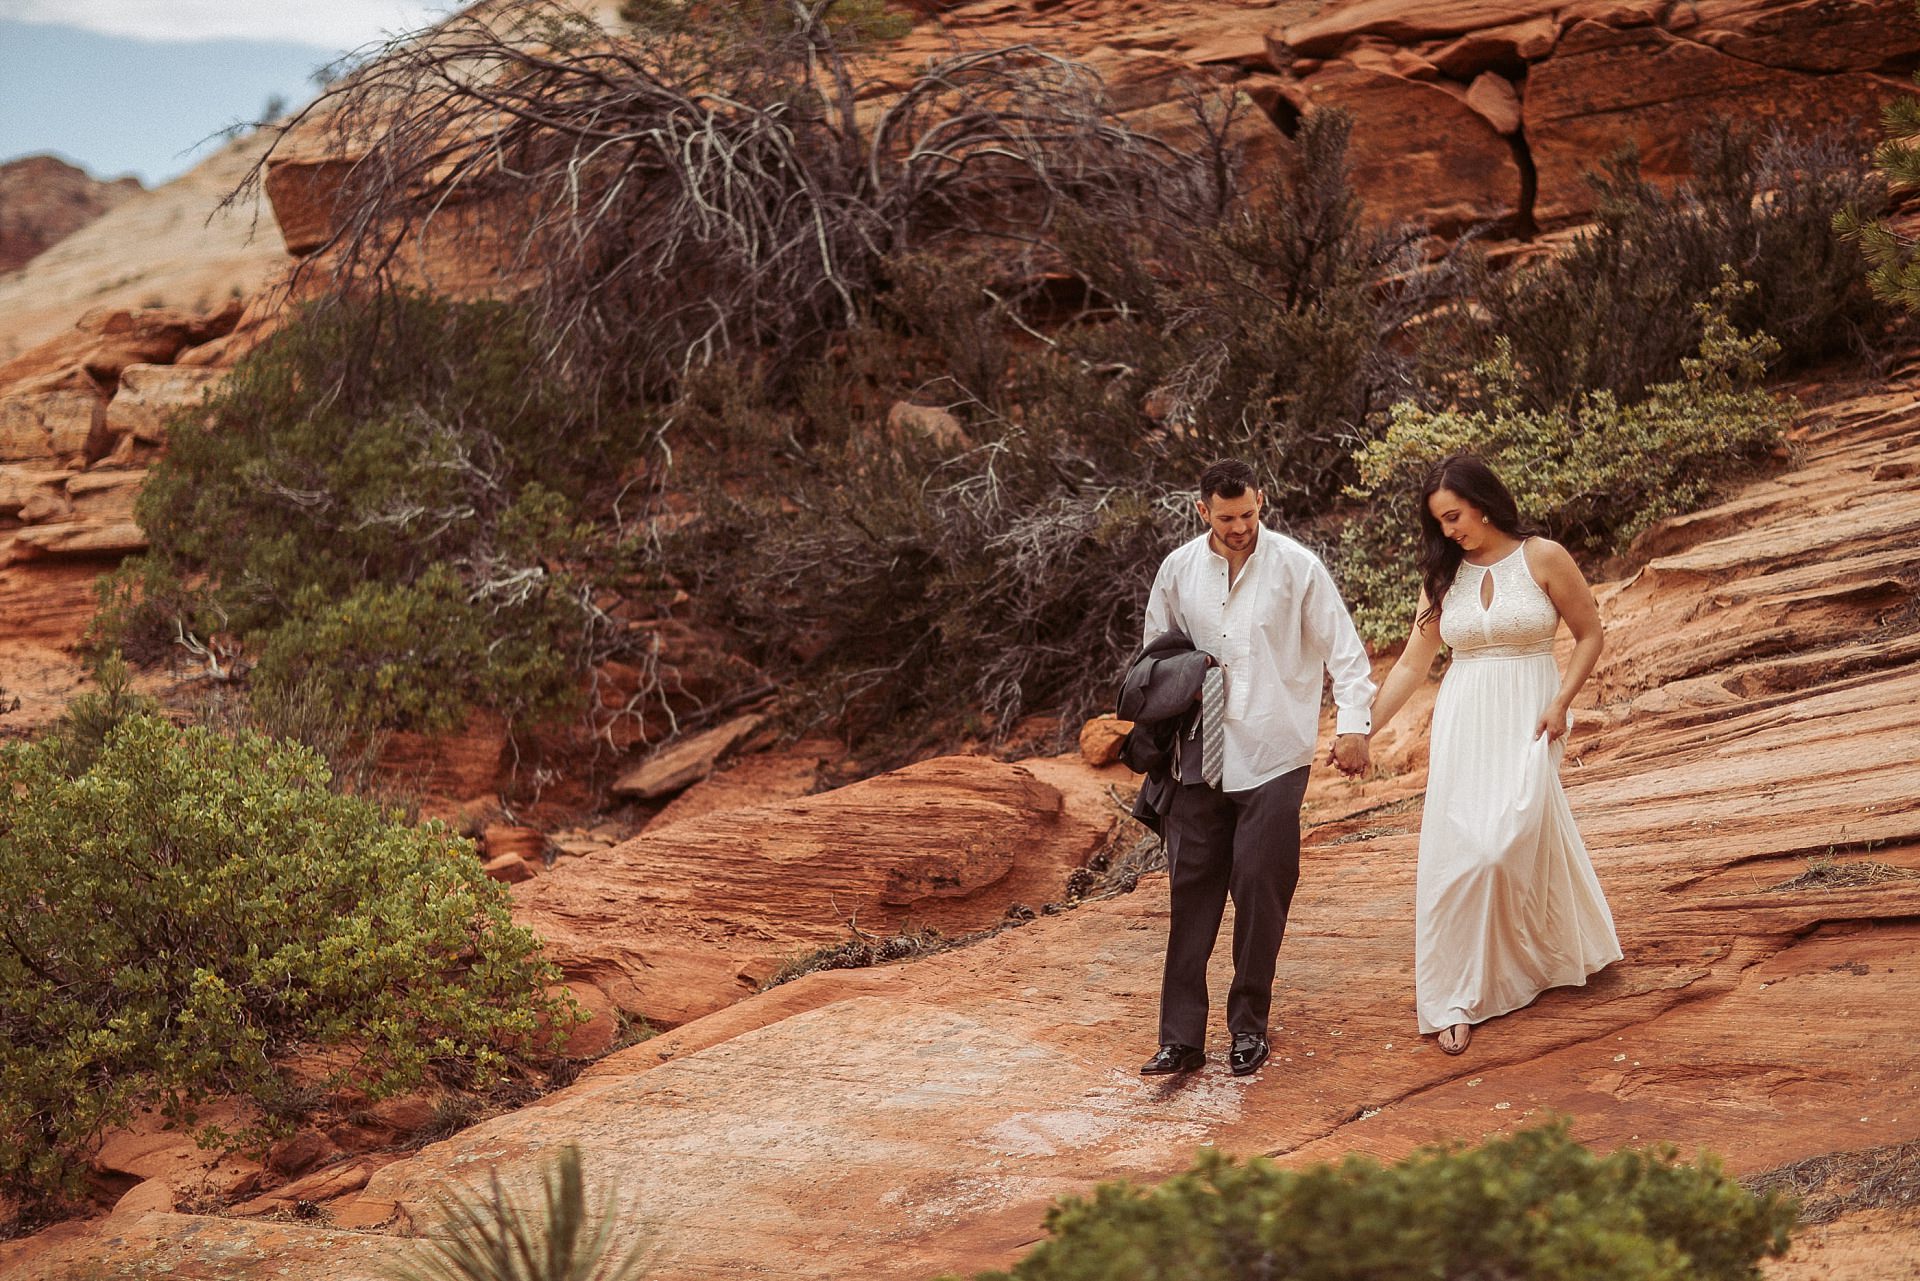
left=1416, top=951, right=1623, bottom=1036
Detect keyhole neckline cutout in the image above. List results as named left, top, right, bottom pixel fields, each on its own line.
left=1463, top=537, right=1528, bottom=610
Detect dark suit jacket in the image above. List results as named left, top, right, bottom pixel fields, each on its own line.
left=1115, top=627, right=1211, bottom=835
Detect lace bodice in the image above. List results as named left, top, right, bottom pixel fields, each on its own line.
left=1439, top=540, right=1559, bottom=657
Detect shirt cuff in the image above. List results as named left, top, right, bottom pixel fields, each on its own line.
left=1335, top=707, right=1372, bottom=737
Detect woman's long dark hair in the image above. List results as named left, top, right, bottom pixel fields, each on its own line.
left=1415, top=454, right=1536, bottom=630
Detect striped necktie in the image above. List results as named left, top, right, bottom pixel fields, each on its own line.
left=1201, top=665, right=1225, bottom=788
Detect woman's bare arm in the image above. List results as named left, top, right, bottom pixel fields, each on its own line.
left=1527, top=538, right=1604, bottom=742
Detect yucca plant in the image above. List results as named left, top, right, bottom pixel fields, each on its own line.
left=392, top=1145, right=650, bottom=1281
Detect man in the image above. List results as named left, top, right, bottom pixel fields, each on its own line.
left=1137, top=458, right=1375, bottom=1078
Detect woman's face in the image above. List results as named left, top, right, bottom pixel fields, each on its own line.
left=1427, top=487, right=1494, bottom=554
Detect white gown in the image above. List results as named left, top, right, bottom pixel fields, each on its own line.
left=1415, top=540, right=1622, bottom=1035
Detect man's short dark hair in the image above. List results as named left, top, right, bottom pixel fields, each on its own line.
left=1200, top=459, right=1258, bottom=503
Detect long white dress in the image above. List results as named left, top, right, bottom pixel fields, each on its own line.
left=1415, top=540, right=1622, bottom=1035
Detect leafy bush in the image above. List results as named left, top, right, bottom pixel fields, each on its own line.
left=1338, top=277, right=1793, bottom=645
left=0, top=714, right=569, bottom=1205
left=953, top=1122, right=1795, bottom=1281
left=1460, top=121, right=1887, bottom=412
left=105, top=293, right=656, bottom=739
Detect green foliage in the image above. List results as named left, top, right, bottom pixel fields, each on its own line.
left=39, top=652, right=158, bottom=776
left=390, top=1142, right=649, bottom=1281
left=0, top=714, right=568, bottom=1205
left=953, top=1122, right=1795, bottom=1281
left=1466, top=121, right=1886, bottom=411
left=108, top=293, right=656, bottom=738
left=1339, top=276, right=1793, bottom=644
left=1836, top=55, right=1920, bottom=311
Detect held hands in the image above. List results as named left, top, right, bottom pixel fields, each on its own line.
left=1533, top=700, right=1574, bottom=743
left=1329, top=733, right=1370, bottom=777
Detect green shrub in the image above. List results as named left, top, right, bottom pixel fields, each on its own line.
left=107, top=293, right=657, bottom=738
left=1338, top=277, right=1793, bottom=645
left=954, top=1122, right=1795, bottom=1281
left=0, top=714, right=570, bottom=1205
left=1461, top=121, right=1887, bottom=412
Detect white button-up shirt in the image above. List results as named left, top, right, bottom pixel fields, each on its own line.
left=1143, top=525, right=1376, bottom=791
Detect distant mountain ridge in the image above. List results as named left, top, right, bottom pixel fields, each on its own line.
left=0, top=155, right=142, bottom=275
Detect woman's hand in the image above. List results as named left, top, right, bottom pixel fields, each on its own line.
left=1534, top=700, right=1573, bottom=743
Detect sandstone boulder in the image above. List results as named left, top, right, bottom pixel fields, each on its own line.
left=515, top=754, right=1121, bottom=1027
left=1465, top=71, right=1523, bottom=134
left=482, top=852, right=535, bottom=883
left=1077, top=714, right=1131, bottom=767
left=611, top=713, right=767, bottom=800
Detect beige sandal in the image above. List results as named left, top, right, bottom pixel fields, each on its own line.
left=1438, top=1023, right=1472, bottom=1055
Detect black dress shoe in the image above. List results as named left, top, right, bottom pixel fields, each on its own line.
left=1140, top=1044, right=1206, bottom=1075
left=1229, top=1032, right=1270, bottom=1077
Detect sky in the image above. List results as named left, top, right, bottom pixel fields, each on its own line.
left=0, top=2, right=457, bottom=185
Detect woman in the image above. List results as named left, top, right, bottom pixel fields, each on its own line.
left=1365, top=454, right=1622, bottom=1055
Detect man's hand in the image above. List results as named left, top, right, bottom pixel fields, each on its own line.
left=1331, top=733, right=1370, bottom=777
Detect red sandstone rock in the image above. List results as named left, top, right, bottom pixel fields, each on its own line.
left=1525, top=20, right=1904, bottom=226
left=105, top=1177, right=175, bottom=1222
left=482, top=852, right=535, bottom=883
left=1465, top=71, right=1523, bottom=134
left=5, top=519, right=147, bottom=561
left=104, top=363, right=224, bottom=445
left=0, top=304, right=238, bottom=399
left=1077, top=714, right=1131, bottom=767
left=1683, top=0, right=1920, bottom=71
left=1293, top=63, right=1521, bottom=232
left=0, top=466, right=73, bottom=515
left=1427, top=17, right=1559, bottom=76
left=0, top=390, right=101, bottom=462
left=1282, top=0, right=1561, bottom=57
left=482, top=824, right=546, bottom=863
left=540, top=980, right=620, bottom=1059
left=266, top=1128, right=341, bottom=1178
left=515, top=754, right=1121, bottom=1026
left=648, top=740, right=836, bottom=830
left=610, top=713, right=766, bottom=800
left=0, top=155, right=143, bottom=274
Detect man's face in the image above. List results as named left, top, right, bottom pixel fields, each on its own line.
left=1198, top=488, right=1263, bottom=555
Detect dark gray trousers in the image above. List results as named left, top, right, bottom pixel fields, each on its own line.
left=1157, top=765, right=1310, bottom=1047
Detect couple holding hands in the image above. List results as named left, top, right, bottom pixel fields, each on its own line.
left=1120, top=456, right=1620, bottom=1075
